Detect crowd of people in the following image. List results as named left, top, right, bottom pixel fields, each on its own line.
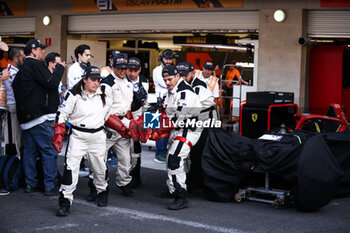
left=0, top=38, right=247, bottom=216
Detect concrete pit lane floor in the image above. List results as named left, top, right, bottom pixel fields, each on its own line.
left=1, top=144, right=350, bottom=233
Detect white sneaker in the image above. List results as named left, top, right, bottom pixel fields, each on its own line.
left=0, top=188, right=10, bottom=196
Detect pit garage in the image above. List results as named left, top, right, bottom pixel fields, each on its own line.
left=306, top=10, right=350, bottom=118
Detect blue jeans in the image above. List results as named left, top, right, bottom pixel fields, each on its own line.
left=22, top=120, right=58, bottom=192
left=155, top=136, right=168, bottom=157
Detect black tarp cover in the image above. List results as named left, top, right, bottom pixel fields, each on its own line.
left=201, top=129, right=350, bottom=211
left=201, top=129, right=255, bottom=202
left=293, top=133, right=344, bottom=211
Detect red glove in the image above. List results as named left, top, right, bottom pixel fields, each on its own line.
left=138, top=122, right=150, bottom=143
left=147, top=112, right=173, bottom=141
left=120, top=129, right=132, bottom=138
left=130, top=115, right=149, bottom=143
left=125, top=110, right=134, bottom=120
left=129, top=119, right=140, bottom=141
left=149, top=130, right=161, bottom=141
left=160, top=111, right=174, bottom=134
left=106, top=114, right=131, bottom=138
left=52, top=123, right=65, bottom=153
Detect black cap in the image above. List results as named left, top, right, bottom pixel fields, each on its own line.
left=203, top=60, right=215, bottom=70
left=25, top=39, right=48, bottom=51
left=113, top=54, right=128, bottom=69
left=162, top=49, right=175, bottom=58
left=83, top=66, right=102, bottom=80
left=108, top=50, right=122, bottom=59
left=176, top=62, right=194, bottom=76
left=162, top=65, right=178, bottom=77
left=128, top=57, right=141, bottom=70
left=161, top=49, right=179, bottom=59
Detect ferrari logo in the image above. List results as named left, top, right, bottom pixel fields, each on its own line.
left=251, top=113, right=258, bottom=122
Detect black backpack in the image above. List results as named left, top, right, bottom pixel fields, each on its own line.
left=0, top=154, right=22, bottom=192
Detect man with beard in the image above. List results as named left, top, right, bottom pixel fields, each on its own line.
left=160, top=65, right=202, bottom=210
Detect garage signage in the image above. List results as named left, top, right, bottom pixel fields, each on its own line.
left=173, top=36, right=239, bottom=45
left=72, top=0, right=242, bottom=12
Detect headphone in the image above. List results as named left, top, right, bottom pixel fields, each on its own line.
left=80, top=62, right=91, bottom=71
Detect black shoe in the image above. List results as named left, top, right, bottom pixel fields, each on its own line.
left=167, top=196, right=188, bottom=210
left=56, top=194, right=70, bottom=217
left=97, top=190, right=109, bottom=207
left=87, top=179, right=97, bottom=201
left=87, top=189, right=97, bottom=201
left=129, top=177, right=142, bottom=189
left=117, top=184, right=133, bottom=197
left=44, top=185, right=59, bottom=196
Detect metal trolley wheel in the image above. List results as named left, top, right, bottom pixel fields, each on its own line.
left=272, top=195, right=285, bottom=208
left=234, top=189, right=246, bottom=203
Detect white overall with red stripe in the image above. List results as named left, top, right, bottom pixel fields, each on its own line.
left=163, top=78, right=202, bottom=195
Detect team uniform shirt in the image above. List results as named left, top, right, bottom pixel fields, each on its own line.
left=195, top=70, right=219, bottom=98
left=164, top=78, right=202, bottom=133
left=3, top=64, right=18, bottom=105
left=190, top=77, right=215, bottom=110
left=57, top=87, right=111, bottom=128
left=128, top=75, right=149, bottom=119
left=100, top=71, right=133, bottom=127
left=189, top=77, right=216, bottom=120
left=67, top=62, right=84, bottom=89
left=100, top=71, right=134, bottom=187
left=153, top=64, right=168, bottom=99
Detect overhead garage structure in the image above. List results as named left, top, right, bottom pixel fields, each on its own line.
left=0, top=17, right=35, bottom=35
left=67, top=11, right=259, bottom=34
left=308, top=10, right=350, bottom=38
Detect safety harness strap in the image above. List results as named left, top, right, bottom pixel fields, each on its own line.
left=174, top=136, right=192, bottom=148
